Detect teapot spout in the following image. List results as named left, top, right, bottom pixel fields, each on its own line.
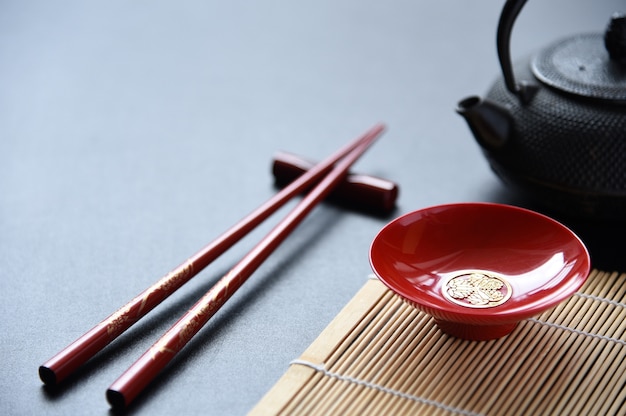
left=456, top=96, right=512, bottom=149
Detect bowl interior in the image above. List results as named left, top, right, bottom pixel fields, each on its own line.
left=369, top=203, right=590, bottom=320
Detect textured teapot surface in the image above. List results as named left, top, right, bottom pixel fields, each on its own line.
left=483, top=58, right=626, bottom=220
left=458, top=0, right=626, bottom=221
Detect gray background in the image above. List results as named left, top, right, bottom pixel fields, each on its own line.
left=1, top=1, right=623, bottom=415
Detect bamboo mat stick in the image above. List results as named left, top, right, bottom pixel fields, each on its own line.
left=446, top=336, right=517, bottom=411
left=375, top=312, right=432, bottom=387
left=341, top=299, right=403, bottom=376
left=499, top=313, right=580, bottom=413
left=368, top=389, right=401, bottom=416
left=325, top=387, right=352, bottom=415
left=513, top=289, right=614, bottom=414
left=334, top=296, right=403, bottom=376
left=552, top=325, right=609, bottom=414
left=323, top=289, right=395, bottom=369
left=438, top=338, right=490, bottom=409
left=308, top=292, right=408, bottom=414
left=388, top=327, right=448, bottom=401
left=357, top=308, right=415, bottom=381
left=593, top=271, right=626, bottom=304
left=562, top=343, right=607, bottom=415
left=352, top=302, right=432, bottom=412
left=565, top=311, right=626, bottom=414
left=315, top=377, right=347, bottom=414
left=420, top=337, right=469, bottom=399
left=484, top=323, right=555, bottom=412
left=605, top=353, right=626, bottom=416
left=386, top=325, right=447, bottom=400
left=251, top=272, right=626, bottom=416
left=545, top=292, right=622, bottom=414
left=359, top=306, right=416, bottom=381
left=392, top=335, right=468, bottom=414
left=581, top=339, right=625, bottom=415
left=595, top=314, right=626, bottom=410
left=394, top=334, right=468, bottom=411
left=582, top=269, right=605, bottom=295
left=330, top=307, right=416, bottom=413
left=298, top=368, right=348, bottom=411
left=356, top=313, right=435, bottom=414
left=251, top=279, right=389, bottom=415
left=594, top=271, right=624, bottom=300
left=365, top=310, right=425, bottom=389
left=294, top=305, right=392, bottom=411
left=506, top=294, right=593, bottom=413
left=297, top=373, right=329, bottom=413
left=477, top=306, right=572, bottom=414
left=522, top=330, right=588, bottom=414
left=360, top=308, right=430, bottom=412
left=325, top=298, right=411, bottom=413
left=272, top=365, right=318, bottom=415
left=435, top=337, right=503, bottom=410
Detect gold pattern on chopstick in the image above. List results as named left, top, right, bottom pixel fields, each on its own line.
left=149, top=337, right=176, bottom=360
left=155, top=260, right=195, bottom=294
left=138, top=260, right=194, bottom=315
left=107, top=304, right=134, bottom=336
left=106, top=260, right=194, bottom=337
left=174, top=272, right=234, bottom=350
left=443, top=271, right=512, bottom=308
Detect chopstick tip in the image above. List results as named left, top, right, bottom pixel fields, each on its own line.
left=38, top=365, right=57, bottom=386
left=373, top=122, right=387, bottom=133
left=106, top=388, right=126, bottom=410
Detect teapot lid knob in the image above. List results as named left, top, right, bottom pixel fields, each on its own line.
left=530, top=11, right=626, bottom=104
left=605, top=12, right=626, bottom=64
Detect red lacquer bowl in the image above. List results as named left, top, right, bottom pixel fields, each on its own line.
left=369, top=203, right=591, bottom=341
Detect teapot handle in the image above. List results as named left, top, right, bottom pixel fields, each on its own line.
left=497, top=0, right=539, bottom=104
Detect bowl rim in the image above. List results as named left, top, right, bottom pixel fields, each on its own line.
left=369, top=202, right=591, bottom=322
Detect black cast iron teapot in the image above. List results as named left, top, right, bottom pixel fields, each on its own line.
left=457, top=0, right=626, bottom=221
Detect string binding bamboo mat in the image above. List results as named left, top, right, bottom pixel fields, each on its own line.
left=250, top=269, right=626, bottom=416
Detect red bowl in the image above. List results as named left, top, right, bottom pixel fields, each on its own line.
left=369, top=203, right=591, bottom=340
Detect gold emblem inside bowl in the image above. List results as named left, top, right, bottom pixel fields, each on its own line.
left=442, top=271, right=512, bottom=308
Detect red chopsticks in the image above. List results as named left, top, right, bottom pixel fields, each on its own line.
left=105, top=125, right=383, bottom=408
left=39, top=123, right=386, bottom=407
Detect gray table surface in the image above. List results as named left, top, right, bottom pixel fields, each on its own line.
left=1, top=1, right=623, bottom=415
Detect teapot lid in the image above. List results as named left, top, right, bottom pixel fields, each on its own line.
left=531, top=15, right=626, bottom=104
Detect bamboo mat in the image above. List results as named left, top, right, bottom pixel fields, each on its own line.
left=250, top=269, right=626, bottom=416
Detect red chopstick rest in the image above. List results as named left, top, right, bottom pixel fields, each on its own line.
left=272, top=151, right=399, bottom=215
